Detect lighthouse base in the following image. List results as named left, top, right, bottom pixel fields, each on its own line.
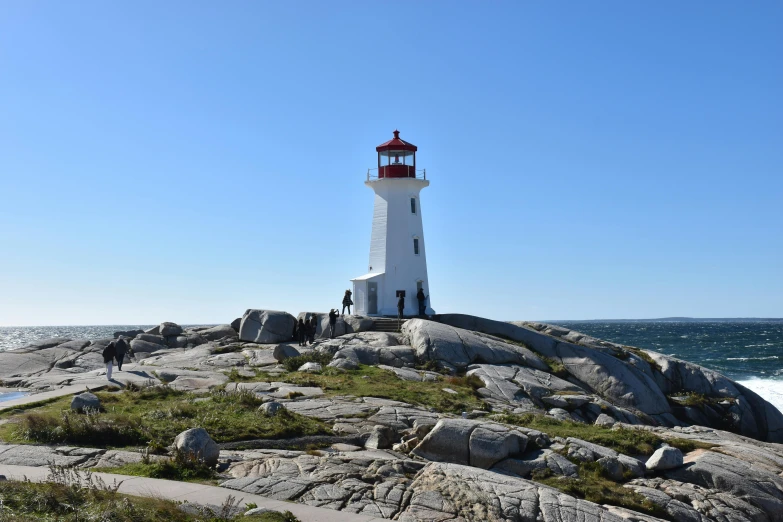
left=351, top=272, right=434, bottom=317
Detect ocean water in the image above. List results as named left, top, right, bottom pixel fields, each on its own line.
left=1, top=321, right=782, bottom=412
left=553, top=320, right=783, bottom=413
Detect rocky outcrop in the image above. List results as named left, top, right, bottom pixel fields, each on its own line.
left=436, top=314, right=783, bottom=442
left=239, top=310, right=296, bottom=344
left=402, top=319, right=550, bottom=372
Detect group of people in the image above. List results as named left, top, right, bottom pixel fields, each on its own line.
left=397, top=288, right=429, bottom=319
left=293, top=304, right=349, bottom=346
left=102, top=337, right=132, bottom=381
left=293, top=315, right=319, bottom=346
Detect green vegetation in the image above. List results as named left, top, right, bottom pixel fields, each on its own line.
left=246, top=364, right=487, bottom=414
left=0, top=471, right=299, bottom=521
left=533, top=461, right=669, bottom=520
left=496, top=412, right=711, bottom=456
left=281, top=351, right=334, bottom=372
left=667, top=391, right=723, bottom=407
left=1, top=385, right=329, bottom=449
left=94, top=450, right=218, bottom=483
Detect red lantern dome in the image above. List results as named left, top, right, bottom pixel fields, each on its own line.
left=376, top=130, right=417, bottom=179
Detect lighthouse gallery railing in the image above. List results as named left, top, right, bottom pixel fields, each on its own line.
left=366, top=168, right=427, bottom=181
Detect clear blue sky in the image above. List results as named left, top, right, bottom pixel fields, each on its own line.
left=1, top=1, right=781, bottom=326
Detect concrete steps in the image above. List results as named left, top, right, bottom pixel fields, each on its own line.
left=370, top=318, right=406, bottom=333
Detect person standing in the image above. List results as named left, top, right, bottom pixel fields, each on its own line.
left=342, top=290, right=353, bottom=315
left=397, top=294, right=405, bottom=321
left=416, top=288, right=427, bottom=316
left=102, top=340, right=117, bottom=381
left=309, top=315, right=318, bottom=344
left=115, top=337, right=129, bottom=371
left=297, top=318, right=306, bottom=346
left=291, top=320, right=298, bottom=342
left=328, top=309, right=339, bottom=338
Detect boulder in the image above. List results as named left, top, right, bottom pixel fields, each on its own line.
left=273, top=344, right=300, bottom=362
left=130, top=339, right=167, bottom=353
left=594, top=413, right=616, bottom=427
left=70, top=392, right=100, bottom=412
left=166, top=336, right=188, bottom=348
left=113, top=329, right=144, bottom=339
left=135, top=333, right=166, bottom=345
left=365, top=425, right=396, bottom=449
left=239, top=310, right=296, bottom=344
left=331, top=345, right=416, bottom=368
left=412, top=418, right=527, bottom=469
left=173, top=428, right=219, bottom=466
left=230, top=317, right=242, bottom=332
left=199, top=324, right=238, bottom=342
left=298, top=362, right=322, bottom=372
left=402, top=319, right=550, bottom=371
left=259, top=402, right=284, bottom=416
left=159, top=322, right=183, bottom=337
left=144, top=325, right=161, bottom=335
left=597, top=456, right=624, bottom=481
left=646, top=445, right=683, bottom=471
left=328, top=358, right=359, bottom=370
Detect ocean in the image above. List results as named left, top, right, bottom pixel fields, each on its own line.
left=1, top=321, right=782, bottom=412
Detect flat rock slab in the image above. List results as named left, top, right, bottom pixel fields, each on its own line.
left=0, top=464, right=378, bottom=522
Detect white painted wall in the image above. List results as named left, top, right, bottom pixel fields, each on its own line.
left=358, top=177, right=434, bottom=316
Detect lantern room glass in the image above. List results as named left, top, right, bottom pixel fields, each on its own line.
left=379, top=150, right=415, bottom=167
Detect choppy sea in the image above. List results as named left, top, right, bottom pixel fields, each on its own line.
left=1, top=321, right=782, bottom=412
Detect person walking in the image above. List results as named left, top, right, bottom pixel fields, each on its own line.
left=102, top=340, right=117, bottom=381
left=309, top=315, right=318, bottom=345
left=297, top=318, right=306, bottom=346
left=416, top=288, right=427, bottom=316
left=328, top=309, right=339, bottom=338
left=115, top=337, right=129, bottom=371
left=342, top=290, right=353, bottom=315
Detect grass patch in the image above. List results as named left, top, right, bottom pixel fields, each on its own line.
left=225, top=368, right=258, bottom=382
left=533, top=461, right=669, bottom=520
left=244, top=365, right=487, bottom=414
left=282, top=351, right=334, bottom=372
left=94, top=450, right=218, bottom=483
left=2, top=385, right=329, bottom=449
left=668, top=391, right=714, bottom=407
left=0, top=473, right=295, bottom=521
left=498, top=413, right=678, bottom=456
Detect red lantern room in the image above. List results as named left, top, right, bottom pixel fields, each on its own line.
left=376, top=130, right=417, bottom=178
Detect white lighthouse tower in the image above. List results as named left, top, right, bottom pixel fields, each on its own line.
left=352, top=130, right=434, bottom=316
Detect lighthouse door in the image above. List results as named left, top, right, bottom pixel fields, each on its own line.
left=367, top=282, right=378, bottom=315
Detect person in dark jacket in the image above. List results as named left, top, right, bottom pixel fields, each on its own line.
left=115, top=337, right=129, bottom=371
left=291, top=320, right=298, bottom=342
left=397, top=294, right=405, bottom=320
left=297, top=318, right=306, bottom=346
left=416, top=288, right=427, bottom=316
left=309, top=316, right=318, bottom=344
left=342, top=290, right=353, bottom=315
left=328, top=309, right=339, bottom=338
left=102, top=341, right=117, bottom=381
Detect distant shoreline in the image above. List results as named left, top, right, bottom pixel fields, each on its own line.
left=547, top=318, right=783, bottom=323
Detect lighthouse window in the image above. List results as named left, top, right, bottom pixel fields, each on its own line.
left=413, top=238, right=420, bottom=255
left=410, top=198, right=417, bottom=214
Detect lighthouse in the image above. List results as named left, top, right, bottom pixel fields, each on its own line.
left=351, top=130, right=434, bottom=316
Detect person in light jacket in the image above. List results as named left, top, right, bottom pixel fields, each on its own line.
left=102, top=341, right=117, bottom=381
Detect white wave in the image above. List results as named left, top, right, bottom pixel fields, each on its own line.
left=726, top=356, right=780, bottom=362
left=737, top=378, right=783, bottom=414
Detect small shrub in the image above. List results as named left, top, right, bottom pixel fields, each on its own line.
left=287, top=391, right=304, bottom=399
left=282, top=352, right=333, bottom=372
left=20, top=410, right=146, bottom=447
